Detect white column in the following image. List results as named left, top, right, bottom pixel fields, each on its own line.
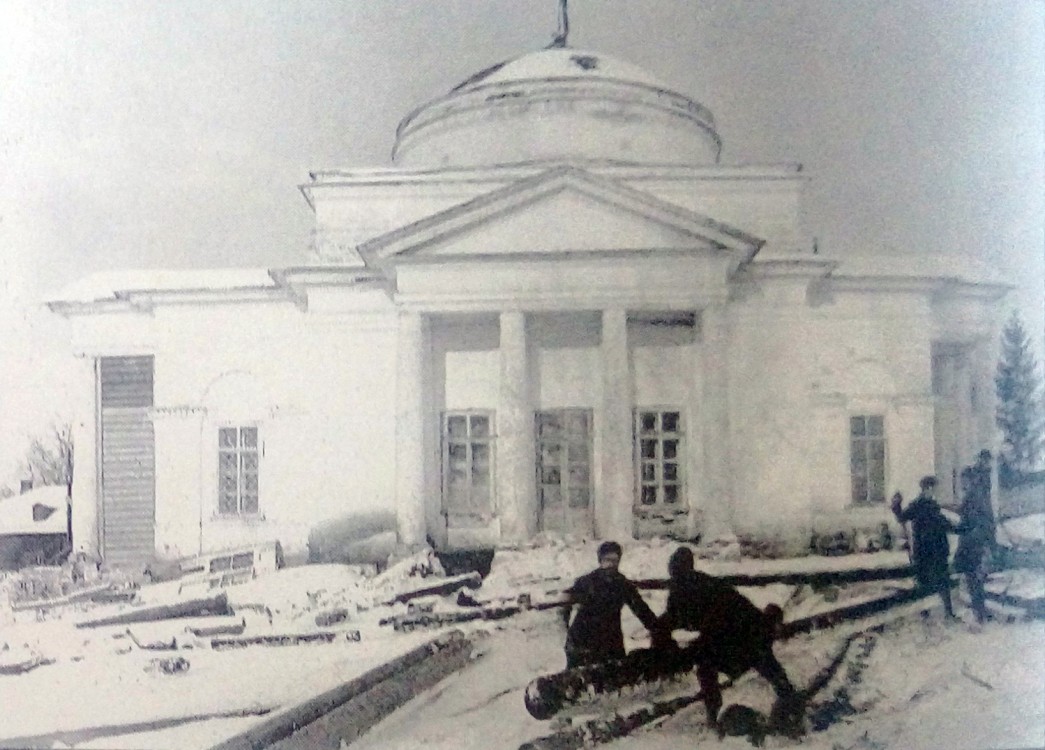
left=497, top=311, right=535, bottom=542
left=600, top=308, right=633, bottom=540
left=395, top=311, right=428, bottom=548
left=700, top=303, right=733, bottom=539
left=70, top=355, right=99, bottom=557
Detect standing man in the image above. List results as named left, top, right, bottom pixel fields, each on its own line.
left=657, top=546, right=801, bottom=733
left=891, top=476, right=956, bottom=618
left=969, top=449, right=999, bottom=558
left=953, top=467, right=993, bottom=624
left=562, top=540, right=661, bottom=669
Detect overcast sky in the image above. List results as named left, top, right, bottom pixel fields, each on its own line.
left=1, top=0, right=1043, bottom=478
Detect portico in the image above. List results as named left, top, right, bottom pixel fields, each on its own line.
left=390, top=300, right=743, bottom=550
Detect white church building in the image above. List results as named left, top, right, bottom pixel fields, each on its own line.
left=50, top=44, right=1009, bottom=569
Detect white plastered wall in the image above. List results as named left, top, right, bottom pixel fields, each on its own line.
left=71, top=290, right=400, bottom=563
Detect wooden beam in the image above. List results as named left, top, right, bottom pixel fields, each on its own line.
left=208, top=631, right=470, bottom=750
left=75, top=593, right=231, bottom=629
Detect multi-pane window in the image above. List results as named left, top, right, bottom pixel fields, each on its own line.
left=850, top=415, right=885, bottom=504
left=635, top=409, right=684, bottom=507
left=218, top=427, right=259, bottom=515
left=442, top=412, right=494, bottom=515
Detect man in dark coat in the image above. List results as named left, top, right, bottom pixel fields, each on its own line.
left=953, top=466, right=993, bottom=623
left=891, top=475, right=956, bottom=617
left=968, top=449, right=999, bottom=558
left=656, top=546, right=801, bottom=732
left=561, top=540, right=661, bottom=669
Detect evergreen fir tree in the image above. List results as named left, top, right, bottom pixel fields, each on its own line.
left=995, top=312, right=1045, bottom=476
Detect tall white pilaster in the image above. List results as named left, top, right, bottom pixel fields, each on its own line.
left=70, top=355, right=99, bottom=556
left=701, top=303, right=733, bottom=538
left=395, top=311, right=429, bottom=548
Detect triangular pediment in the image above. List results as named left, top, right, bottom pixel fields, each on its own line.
left=357, top=166, right=764, bottom=267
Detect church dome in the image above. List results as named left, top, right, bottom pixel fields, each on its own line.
left=392, top=48, right=721, bottom=168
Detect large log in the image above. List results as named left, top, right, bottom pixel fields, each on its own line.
left=74, top=593, right=231, bottom=629
left=524, top=584, right=944, bottom=721
left=266, top=632, right=475, bottom=749
left=209, top=630, right=470, bottom=750
left=631, top=564, right=914, bottom=591
left=779, top=582, right=949, bottom=638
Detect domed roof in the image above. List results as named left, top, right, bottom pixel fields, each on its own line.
left=450, top=48, right=670, bottom=93
left=393, top=47, right=721, bottom=168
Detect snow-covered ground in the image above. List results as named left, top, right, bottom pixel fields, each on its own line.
left=347, top=604, right=1045, bottom=750
left=0, top=540, right=1041, bottom=749
left=1002, top=513, right=1045, bottom=550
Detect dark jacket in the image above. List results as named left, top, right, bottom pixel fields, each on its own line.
left=564, top=568, right=658, bottom=664
left=953, top=488, right=995, bottom=574
left=660, top=569, right=773, bottom=676
left=896, top=493, right=954, bottom=587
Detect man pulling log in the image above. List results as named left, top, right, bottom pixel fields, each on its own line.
left=561, top=541, right=664, bottom=669
left=656, top=546, right=803, bottom=735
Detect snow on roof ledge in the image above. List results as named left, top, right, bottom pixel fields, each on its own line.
left=827, top=252, right=1014, bottom=289
left=47, top=268, right=280, bottom=306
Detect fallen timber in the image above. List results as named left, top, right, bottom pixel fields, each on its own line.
left=984, top=590, right=1045, bottom=619
left=10, top=583, right=117, bottom=612
left=209, top=630, right=473, bottom=750
left=188, top=616, right=247, bottom=637
left=0, top=655, right=56, bottom=676
left=521, top=626, right=876, bottom=750
left=75, top=593, right=232, bottom=629
left=520, top=691, right=707, bottom=750
left=381, top=604, right=521, bottom=631
left=631, top=563, right=914, bottom=591
left=523, top=583, right=943, bottom=721
left=211, top=630, right=362, bottom=650
left=383, top=571, right=483, bottom=606
left=381, top=568, right=923, bottom=634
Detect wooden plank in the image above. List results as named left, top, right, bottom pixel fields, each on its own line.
left=10, top=584, right=116, bottom=612
left=210, top=631, right=362, bottom=651
left=75, top=593, right=230, bottom=629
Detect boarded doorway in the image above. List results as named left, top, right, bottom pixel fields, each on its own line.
left=536, top=409, right=594, bottom=536
left=98, top=355, right=155, bottom=568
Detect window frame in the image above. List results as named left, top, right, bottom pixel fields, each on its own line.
left=849, top=414, right=887, bottom=505
left=633, top=407, right=685, bottom=510
left=535, top=408, right=595, bottom=521
left=441, top=410, right=496, bottom=518
left=217, top=425, right=260, bottom=516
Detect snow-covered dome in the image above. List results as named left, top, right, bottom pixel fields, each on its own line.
left=392, top=48, right=721, bottom=168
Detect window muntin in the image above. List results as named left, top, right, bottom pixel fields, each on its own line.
left=635, top=409, right=684, bottom=507
left=218, top=426, right=259, bottom=515
left=850, top=415, right=886, bottom=504
left=442, top=411, right=494, bottom=515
